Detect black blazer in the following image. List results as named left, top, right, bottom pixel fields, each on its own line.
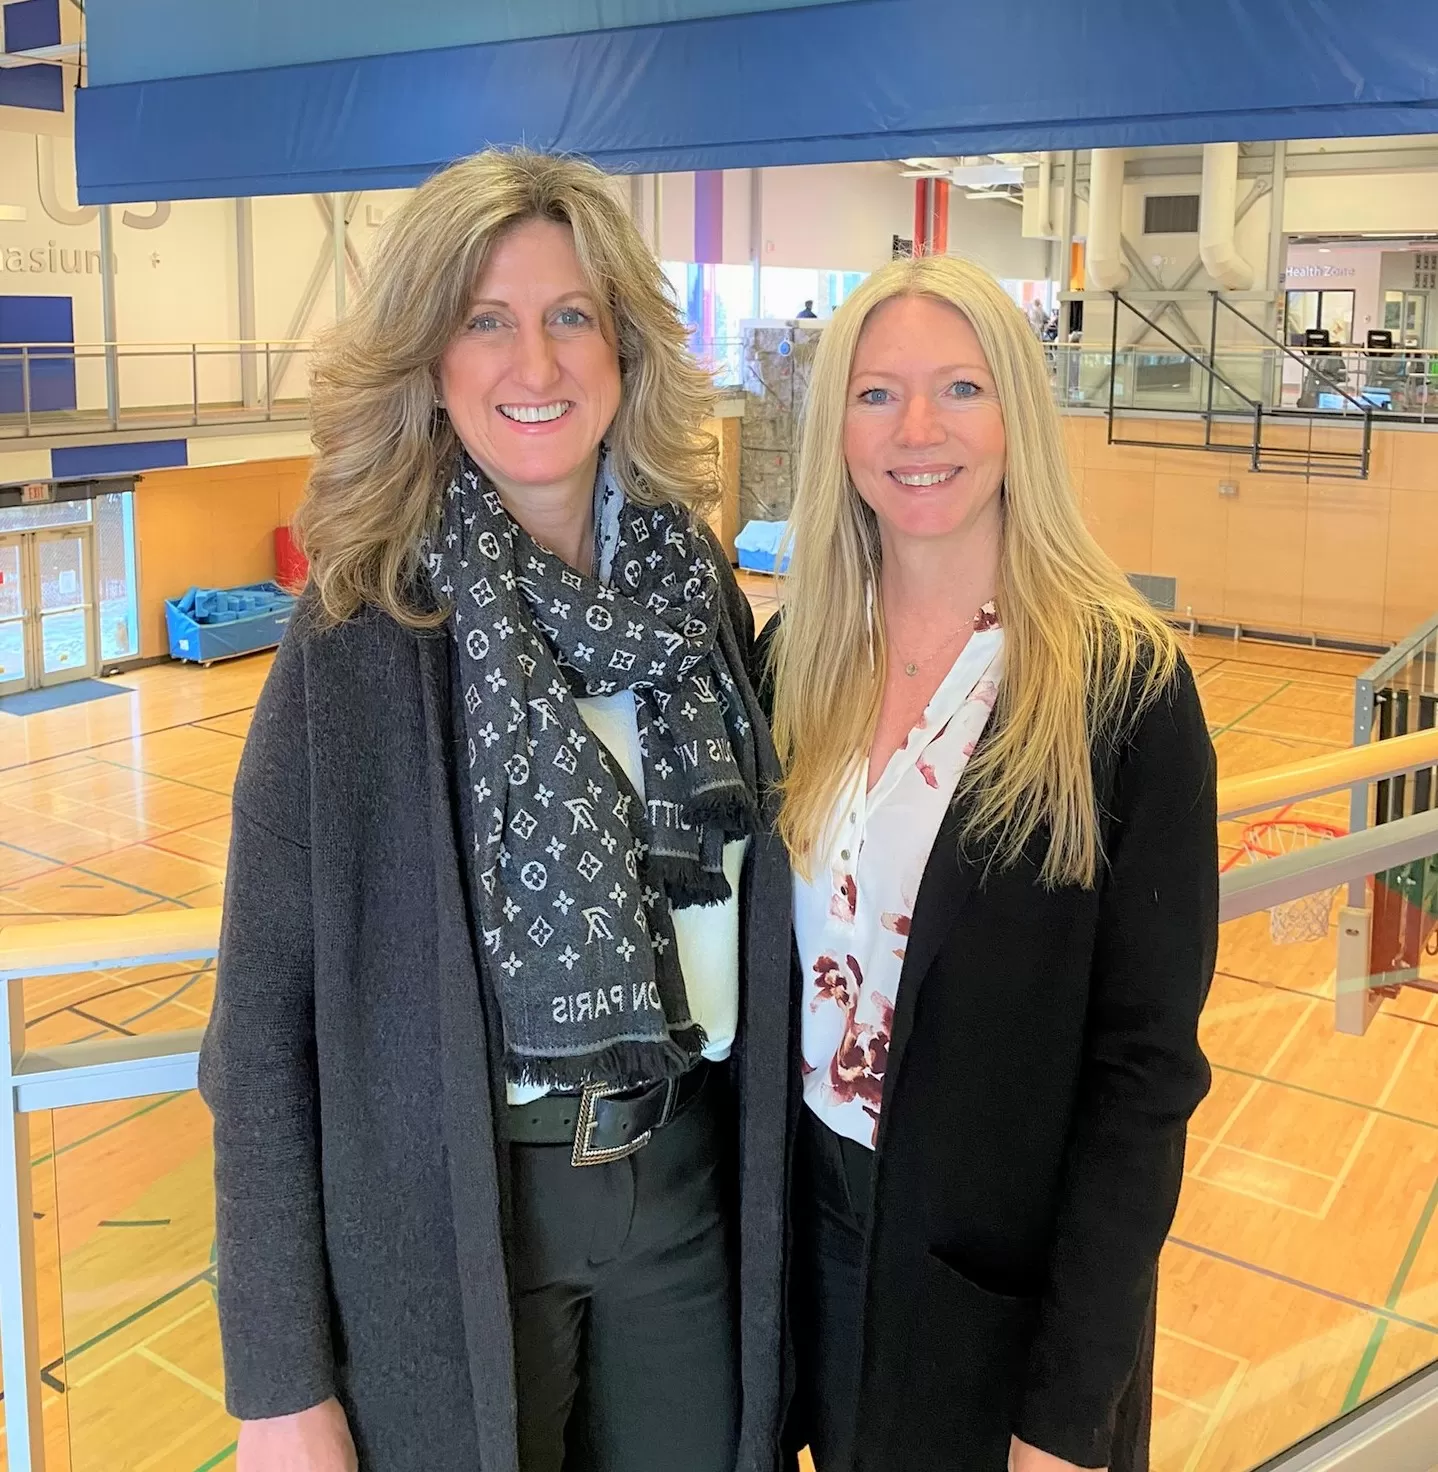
left=760, top=622, right=1217, bottom=1471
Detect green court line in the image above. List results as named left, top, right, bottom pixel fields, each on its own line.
left=192, top=1442, right=237, bottom=1472
left=1341, top=1170, right=1438, bottom=1412
left=59, top=1264, right=215, bottom=1367
left=89, top=754, right=237, bottom=801
left=1207, top=679, right=1293, bottom=739
left=29, top=1092, right=184, bottom=1169
left=1211, top=1063, right=1438, bottom=1134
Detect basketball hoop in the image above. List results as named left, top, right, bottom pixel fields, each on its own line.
left=1241, top=820, right=1345, bottom=944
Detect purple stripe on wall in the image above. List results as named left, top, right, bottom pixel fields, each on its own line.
left=694, top=169, right=723, bottom=265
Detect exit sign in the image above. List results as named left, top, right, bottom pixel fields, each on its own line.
left=20, top=482, right=52, bottom=504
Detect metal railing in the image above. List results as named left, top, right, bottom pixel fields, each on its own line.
left=1050, top=339, right=1438, bottom=424
left=4, top=333, right=1438, bottom=446
left=0, top=339, right=313, bottom=441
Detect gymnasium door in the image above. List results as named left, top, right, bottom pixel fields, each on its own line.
left=0, top=526, right=98, bottom=693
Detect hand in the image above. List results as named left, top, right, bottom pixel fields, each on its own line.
left=238, top=1398, right=358, bottom=1472
left=1009, top=1436, right=1106, bottom=1472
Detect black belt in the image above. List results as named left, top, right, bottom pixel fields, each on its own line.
left=507, top=1064, right=711, bottom=1167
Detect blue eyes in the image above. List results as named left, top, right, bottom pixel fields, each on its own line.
left=464, top=306, right=593, bottom=334
left=854, top=380, right=982, bottom=405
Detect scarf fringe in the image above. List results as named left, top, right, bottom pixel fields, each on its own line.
left=505, top=1026, right=708, bottom=1093
left=649, top=854, right=734, bottom=909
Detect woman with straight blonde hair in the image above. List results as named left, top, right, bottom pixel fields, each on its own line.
left=761, top=256, right=1217, bottom=1472
left=200, top=148, right=792, bottom=1472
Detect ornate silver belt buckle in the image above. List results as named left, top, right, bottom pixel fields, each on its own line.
left=571, top=1081, right=653, bottom=1167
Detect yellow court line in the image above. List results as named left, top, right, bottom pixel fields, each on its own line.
left=1310, top=993, right=1436, bottom=1220
left=1193, top=1000, right=1315, bottom=1175
left=1153, top=1387, right=1217, bottom=1417
left=1182, top=1359, right=1250, bottom=1472
left=1184, top=1172, right=1329, bottom=1219
left=1376, top=994, right=1437, bottom=1112
left=1316, top=1113, right=1381, bottom=1222
left=135, top=1346, right=227, bottom=1406
left=1155, top=1326, right=1249, bottom=1364
left=135, top=985, right=211, bottom=1021
left=1184, top=1138, right=1338, bottom=1182
left=133, top=1406, right=235, bottom=1472
left=68, top=1299, right=215, bottom=1391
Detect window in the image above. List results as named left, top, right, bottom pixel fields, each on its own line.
left=95, top=491, right=139, bottom=661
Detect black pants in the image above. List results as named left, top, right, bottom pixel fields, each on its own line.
left=790, top=1107, right=874, bottom=1472
left=509, top=1069, right=739, bottom=1472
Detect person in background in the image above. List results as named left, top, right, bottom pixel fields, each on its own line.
left=762, top=253, right=1217, bottom=1471
left=1027, top=297, right=1048, bottom=336
left=796, top=299, right=819, bottom=319
left=201, top=147, right=792, bottom=1472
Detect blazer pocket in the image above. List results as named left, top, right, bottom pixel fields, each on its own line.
left=902, top=1251, right=1041, bottom=1466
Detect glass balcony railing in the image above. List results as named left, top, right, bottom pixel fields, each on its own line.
left=0, top=342, right=313, bottom=441
left=4, top=336, right=1436, bottom=445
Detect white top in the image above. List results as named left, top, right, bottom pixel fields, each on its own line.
left=793, top=610, right=1004, bottom=1149
left=507, top=691, right=746, bottom=1104
left=506, top=476, right=744, bottom=1103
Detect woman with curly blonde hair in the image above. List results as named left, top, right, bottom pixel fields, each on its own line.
left=200, top=149, right=791, bottom=1472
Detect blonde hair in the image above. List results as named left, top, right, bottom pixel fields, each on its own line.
left=297, top=148, right=718, bottom=627
left=770, top=256, right=1179, bottom=888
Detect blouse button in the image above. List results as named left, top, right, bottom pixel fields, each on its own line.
left=841, top=849, right=851, bottom=860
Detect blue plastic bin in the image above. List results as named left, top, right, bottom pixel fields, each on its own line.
left=165, top=581, right=296, bottom=664
left=735, top=519, right=792, bottom=576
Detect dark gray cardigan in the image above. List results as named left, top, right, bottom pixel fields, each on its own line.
left=198, top=557, right=794, bottom=1472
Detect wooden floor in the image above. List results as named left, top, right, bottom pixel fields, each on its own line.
left=0, top=587, right=1434, bottom=1472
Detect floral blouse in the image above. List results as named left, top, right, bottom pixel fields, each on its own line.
left=794, top=604, right=1003, bottom=1150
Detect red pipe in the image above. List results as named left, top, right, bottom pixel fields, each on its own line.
left=930, top=178, right=950, bottom=255
left=912, top=178, right=929, bottom=257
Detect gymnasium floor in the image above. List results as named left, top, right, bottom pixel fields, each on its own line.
left=0, top=585, right=1435, bottom=1472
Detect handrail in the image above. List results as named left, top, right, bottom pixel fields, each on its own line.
left=1216, top=726, right=1438, bottom=822
left=0, top=731, right=1431, bottom=970
left=0, top=909, right=219, bottom=981
left=0, top=338, right=312, bottom=350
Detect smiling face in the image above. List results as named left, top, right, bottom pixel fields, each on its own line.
left=436, top=216, right=622, bottom=501
left=842, top=293, right=1007, bottom=554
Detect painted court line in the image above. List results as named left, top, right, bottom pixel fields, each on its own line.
left=1168, top=1237, right=1438, bottom=1336
left=136, top=1346, right=226, bottom=1406
left=1341, top=1170, right=1438, bottom=1412
left=30, top=1093, right=184, bottom=1169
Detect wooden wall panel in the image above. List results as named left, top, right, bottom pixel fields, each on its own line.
left=1222, top=476, right=1308, bottom=628
left=1301, top=483, right=1390, bottom=638
left=1151, top=475, right=1230, bottom=617
left=1389, top=431, right=1438, bottom=493
left=1384, top=488, right=1438, bottom=640
left=1061, top=415, right=1438, bottom=644
left=134, top=458, right=309, bottom=658
left=1083, top=468, right=1155, bottom=575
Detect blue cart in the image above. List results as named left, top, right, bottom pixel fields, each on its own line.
left=735, top=519, right=792, bottom=576
left=165, top=581, right=296, bottom=665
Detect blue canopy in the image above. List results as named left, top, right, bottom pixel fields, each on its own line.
left=76, top=0, right=1438, bottom=204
